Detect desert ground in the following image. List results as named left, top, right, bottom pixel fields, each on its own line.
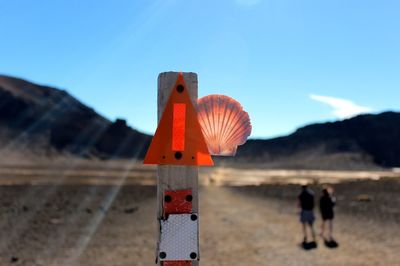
left=0, top=161, right=399, bottom=266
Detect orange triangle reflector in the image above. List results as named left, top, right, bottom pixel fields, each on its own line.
left=144, top=73, right=214, bottom=166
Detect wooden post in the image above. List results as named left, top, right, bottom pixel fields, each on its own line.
left=157, top=72, right=199, bottom=266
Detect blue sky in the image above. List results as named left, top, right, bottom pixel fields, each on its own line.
left=0, top=0, right=399, bottom=138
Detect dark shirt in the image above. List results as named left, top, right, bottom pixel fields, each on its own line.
left=298, top=189, right=315, bottom=211
left=319, top=194, right=336, bottom=219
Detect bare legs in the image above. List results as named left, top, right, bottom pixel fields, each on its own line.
left=310, top=222, right=316, bottom=241
left=320, top=220, right=325, bottom=238
left=302, top=222, right=316, bottom=242
left=302, top=223, right=307, bottom=242
left=328, top=219, right=333, bottom=240
left=320, top=219, right=333, bottom=240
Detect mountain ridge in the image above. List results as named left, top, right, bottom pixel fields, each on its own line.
left=235, top=111, right=400, bottom=169
left=1, top=74, right=399, bottom=169
left=0, top=74, right=151, bottom=160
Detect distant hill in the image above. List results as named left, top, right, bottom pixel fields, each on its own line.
left=235, top=112, right=400, bottom=169
left=0, top=75, right=151, bottom=160
left=1, top=74, right=399, bottom=169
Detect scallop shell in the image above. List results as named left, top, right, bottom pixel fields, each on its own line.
left=197, top=94, right=252, bottom=156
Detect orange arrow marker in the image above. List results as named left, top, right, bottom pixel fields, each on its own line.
left=143, top=73, right=213, bottom=166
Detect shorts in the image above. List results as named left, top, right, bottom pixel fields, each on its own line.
left=300, top=210, right=315, bottom=224
left=321, top=211, right=334, bottom=220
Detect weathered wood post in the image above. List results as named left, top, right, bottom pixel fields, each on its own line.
left=144, top=72, right=213, bottom=265
left=157, top=72, right=199, bottom=266
left=144, top=71, right=251, bottom=265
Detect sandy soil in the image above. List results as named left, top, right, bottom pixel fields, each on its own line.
left=1, top=162, right=399, bottom=186
left=1, top=179, right=399, bottom=266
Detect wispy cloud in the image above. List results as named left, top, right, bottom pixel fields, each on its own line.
left=235, top=0, right=261, bottom=6
left=309, top=94, right=372, bottom=119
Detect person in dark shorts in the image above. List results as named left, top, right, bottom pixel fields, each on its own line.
left=319, top=187, right=336, bottom=243
left=298, top=185, right=316, bottom=245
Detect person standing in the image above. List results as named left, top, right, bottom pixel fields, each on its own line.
left=319, top=187, right=336, bottom=243
left=298, top=184, right=316, bottom=245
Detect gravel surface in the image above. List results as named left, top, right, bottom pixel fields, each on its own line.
left=0, top=180, right=399, bottom=265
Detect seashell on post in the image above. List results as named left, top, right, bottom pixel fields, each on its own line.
left=197, top=94, right=252, bottom=156
left=144, top=72, right=252, bottom=265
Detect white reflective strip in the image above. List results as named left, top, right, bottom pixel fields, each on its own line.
left=159, top=213, right=199, bottom=261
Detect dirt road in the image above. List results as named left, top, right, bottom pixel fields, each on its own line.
left=200, top=187, right=399, bottom=266
left=1, top=185, right=399, bottom=266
